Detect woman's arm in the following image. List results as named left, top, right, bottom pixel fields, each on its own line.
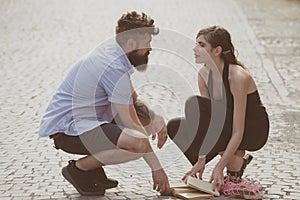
left=215, top=67, right=250, bottom=170
left=198, top=68, right=210, bottom=98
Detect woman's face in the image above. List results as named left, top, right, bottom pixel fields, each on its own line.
left=193, top=35, right=213, bottom=64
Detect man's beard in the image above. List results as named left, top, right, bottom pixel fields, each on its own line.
left=128, top=50, right=149, bottom=72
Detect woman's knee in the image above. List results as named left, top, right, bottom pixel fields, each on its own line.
left=167, top=118, right=183, bottom=139
left=185, top=96, right=199, bottom=110
left=185, top=95, right=209, bottom=117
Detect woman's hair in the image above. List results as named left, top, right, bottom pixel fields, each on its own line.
left=116, top=11, right=159, bottom=44
left=197, top=26, right=244, bottom=68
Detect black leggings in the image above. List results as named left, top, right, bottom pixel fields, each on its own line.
left=167, top=96, right=269, bottom=165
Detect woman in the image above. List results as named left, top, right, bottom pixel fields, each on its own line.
left=167, top=26, right=269, bottom=192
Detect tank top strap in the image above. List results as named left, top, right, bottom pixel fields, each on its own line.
left=208, top=69, right=213, bottom=97
left=208, top=62, right=231, bottom=104
left=222, top=61, right=230, bottom=90
left=222, top=61, right=233, bottom=107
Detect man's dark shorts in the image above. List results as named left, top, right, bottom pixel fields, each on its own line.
left=50, top=123, right=123, bottom=155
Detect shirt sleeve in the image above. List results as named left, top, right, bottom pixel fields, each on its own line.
left=101, top=68, right=133, bottom=105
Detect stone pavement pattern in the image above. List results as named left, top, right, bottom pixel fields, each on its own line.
left=0, top=0, right=299, bottom=199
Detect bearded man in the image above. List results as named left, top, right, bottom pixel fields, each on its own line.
left=39, top=11, right=169, bottom=196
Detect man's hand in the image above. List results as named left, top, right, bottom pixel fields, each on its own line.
left=151, top=114, right=168, bottom=149
left=152, top=168, right=170, bottom=193
left=133, top=100, right=167, bottom=148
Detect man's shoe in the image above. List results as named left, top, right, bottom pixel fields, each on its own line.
left=62, top=160, right=105, bottom=196
left=96, top=166, right=118, bottom=189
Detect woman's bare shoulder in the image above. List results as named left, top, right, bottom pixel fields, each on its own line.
left=229, top=64, right=257, bottom=93
left=229, top=64, right=251, bottom=80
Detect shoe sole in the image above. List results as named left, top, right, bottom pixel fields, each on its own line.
left=62, top=166, right=105, bottom=196
left=101, top=180, right=118, bottom=189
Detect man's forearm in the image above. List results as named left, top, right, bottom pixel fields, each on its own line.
left=128, top=122, right=149, bottom=136
left=114, top=103, right=149, bottom=136
left=143, top=149, right=163, bottom=172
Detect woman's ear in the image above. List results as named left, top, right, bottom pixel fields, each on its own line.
left=213, top=46, right=222, bottom=56
left=126, top=38, right=137, bottom=52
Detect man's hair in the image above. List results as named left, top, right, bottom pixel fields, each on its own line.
left=116, top=11, right=159, bottom=43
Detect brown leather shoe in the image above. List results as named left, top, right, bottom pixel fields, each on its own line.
left=96, top=166, right=118, bottom=189
left=62, top=160, right=105, bottom=196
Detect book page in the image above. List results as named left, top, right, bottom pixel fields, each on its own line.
left=187, top=176, right=220, bottom=196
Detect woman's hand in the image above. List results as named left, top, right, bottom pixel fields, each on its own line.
left=209, top=165, right=224, bottom=192
left=182, top=156, right=206, bottom=181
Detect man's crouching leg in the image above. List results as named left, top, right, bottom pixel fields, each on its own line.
left=93, top=128, right=150, bottom=165
left=62, top=128, right=150, bottom=196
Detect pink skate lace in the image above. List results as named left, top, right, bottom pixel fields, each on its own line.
left=222, top=175, right=263, bottom=200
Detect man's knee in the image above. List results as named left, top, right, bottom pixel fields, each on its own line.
left=117, top=129, right=149, bottom=154
left=118, top=137, right=149, bottom=154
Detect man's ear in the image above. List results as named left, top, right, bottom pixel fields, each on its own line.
left=126, top=38, right=137, bottom=52
left=213, top=46, right=222, bottom=56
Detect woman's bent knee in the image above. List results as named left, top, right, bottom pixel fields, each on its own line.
left=167, top=118, right=183, bottom=139
left=185, top=96, right=199, bottom=109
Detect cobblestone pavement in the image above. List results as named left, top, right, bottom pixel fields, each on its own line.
left=0, top=0, right=299, bottom=199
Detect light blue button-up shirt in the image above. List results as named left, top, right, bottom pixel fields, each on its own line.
left=39, top=40, right=134, bottom=137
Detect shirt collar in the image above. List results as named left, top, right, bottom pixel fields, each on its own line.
left=114, top=40, right=134, bottom=75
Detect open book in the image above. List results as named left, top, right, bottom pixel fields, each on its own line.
left=161, top=183, right=214, bottom=199
left=186, top=176, right=220, bottom=197
left=161, top=177, right=220, bottom=199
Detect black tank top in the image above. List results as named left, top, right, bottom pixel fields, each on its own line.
left=208, top=62, right=268, bottom=120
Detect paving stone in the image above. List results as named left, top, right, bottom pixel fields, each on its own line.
left=0, top=0, right=299, bottom=200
